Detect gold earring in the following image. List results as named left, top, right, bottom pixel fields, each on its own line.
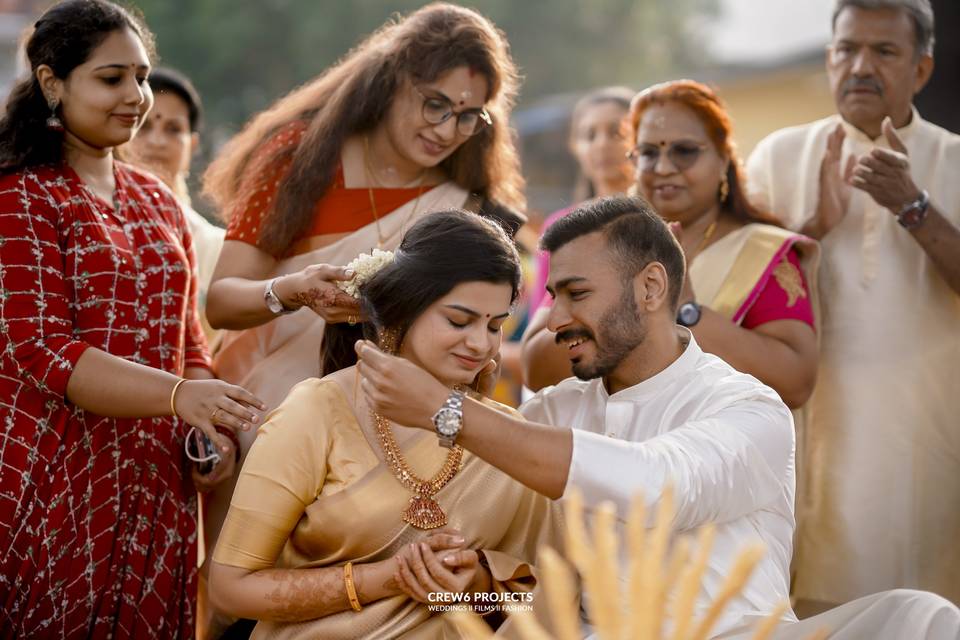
left=719, top=172, right=729, bottom=203
left=377, top=327, right=400, bottom=355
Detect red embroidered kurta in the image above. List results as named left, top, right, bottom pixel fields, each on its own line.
left=0, top=163, right=211, bottom=638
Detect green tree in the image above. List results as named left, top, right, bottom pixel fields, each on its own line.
left=135, top=0, right=717, bottom=135
left=131, top=0, right=716, bottom=214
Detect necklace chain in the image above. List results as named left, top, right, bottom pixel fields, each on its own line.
left=362, top=135, right=427, bottom=248
left=692, top=218, right=718, bottom=257
left=372, top=410, right=463, bottom=529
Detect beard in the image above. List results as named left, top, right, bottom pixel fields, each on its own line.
left=566, top=285, right=646, bottom=381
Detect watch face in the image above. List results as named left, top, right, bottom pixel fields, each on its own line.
left=678, top=303, right=700, bottom=326
left=434, top=408, right=461, bottom=436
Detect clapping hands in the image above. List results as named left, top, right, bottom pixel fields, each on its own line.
left=811, top=116, right=921, bottom=238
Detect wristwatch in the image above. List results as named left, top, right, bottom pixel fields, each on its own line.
left=263, top=277, right=292, bottom=316
left=432, top=389, right=464, bottom=448
left=896, top=190, right=930, bottom=229
left=677, top=301, right=702, bottom=327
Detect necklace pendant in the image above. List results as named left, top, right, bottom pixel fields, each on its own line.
left=402, top=494, right=447, bottom=530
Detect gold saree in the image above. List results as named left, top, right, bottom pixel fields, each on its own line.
left=688, top=223, right=820, bottom=327
left=214, top=379, right=565, bottom=639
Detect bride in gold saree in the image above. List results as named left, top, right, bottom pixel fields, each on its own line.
left=209, top=211, right=565, bottom=639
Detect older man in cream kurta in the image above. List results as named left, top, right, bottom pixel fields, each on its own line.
left=746, top=2, right=960, bottom=608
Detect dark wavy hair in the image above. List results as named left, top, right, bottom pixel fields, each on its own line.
left=204, top=2, right=524, bottom=257
left=0, top=0, right=156, bottom=175
left=321, top=210, right=522, bottom=376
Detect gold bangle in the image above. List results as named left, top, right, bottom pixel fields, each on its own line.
left=343, top=562, right=362, bottom=612
left=170, top=378, right=187, bottom=418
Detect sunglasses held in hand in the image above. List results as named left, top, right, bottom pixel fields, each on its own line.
left=185, top=426, right=221, bottom=475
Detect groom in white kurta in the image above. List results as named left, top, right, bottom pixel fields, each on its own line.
left=356, top=197, right=960, bottom=638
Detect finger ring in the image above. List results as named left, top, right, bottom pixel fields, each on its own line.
left=211, top=408, right=221, bottom=423
left=348, top=315, right=358, bottom=326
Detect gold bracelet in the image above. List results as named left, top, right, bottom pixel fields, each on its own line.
left=169, top=378, right=187, bottom=418
left=343, top=562, right=362, bottom=612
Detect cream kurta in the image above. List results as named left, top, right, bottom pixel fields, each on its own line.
left=746, top=110, right=960, bottom=606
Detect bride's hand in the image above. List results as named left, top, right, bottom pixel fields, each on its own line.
left=395, top=543, right=490, bottom=604
left=470, top=354, right=501, bottom=398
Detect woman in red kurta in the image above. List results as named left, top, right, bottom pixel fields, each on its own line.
left=0, top=164, right=208, bottom=637
left=0, top=2, right=262, bottom=637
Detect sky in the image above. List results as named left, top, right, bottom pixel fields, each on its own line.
left=706, top=0, right=836, bottom=64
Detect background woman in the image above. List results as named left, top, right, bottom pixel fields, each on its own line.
left=126, top=66, right=225, bottom=346
left=199, top=2, right=527, bottom=577
left=629, top=80, right=818, bottom=409
left=522, top=80, right=818, bottom=409
left=521, top=86, right=634, bottom=390
left=0, top=1, right=261, bottom=636
left=209, top=211, right=561, bottom=639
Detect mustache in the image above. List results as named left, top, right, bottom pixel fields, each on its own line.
left=842, top=77, right=883, bottom=96
left=556, top=328, right=594, bottom=345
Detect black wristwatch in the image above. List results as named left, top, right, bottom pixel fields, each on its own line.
left=896, top=190, right=930, bottom=229
left=677, top=301, right=702, bottom=327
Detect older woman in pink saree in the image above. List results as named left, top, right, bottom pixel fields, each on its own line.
left=524, top=80, right=819, bottom=412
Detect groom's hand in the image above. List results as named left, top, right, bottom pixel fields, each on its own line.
left=355, top=340, right=448, bottom=430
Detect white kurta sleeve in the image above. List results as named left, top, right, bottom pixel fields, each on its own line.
left=564, top=393, right=793, bottom=531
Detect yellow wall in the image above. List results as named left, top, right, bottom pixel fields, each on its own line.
left=715, top=61, right=836, bottom=157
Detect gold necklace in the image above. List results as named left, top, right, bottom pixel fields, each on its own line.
left=372, top=410, right=463, bottom=529
left=693, top=219, right=718, bottom=256
left=362, top=135, right=427, bottom=248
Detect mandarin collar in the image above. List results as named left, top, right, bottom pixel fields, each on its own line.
left=591, top=328, right=701, bottom=403
left=839, top=106, right=922, bottom=147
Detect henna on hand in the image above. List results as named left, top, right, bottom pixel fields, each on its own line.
left=264, top=567, right=348, bottom=622
left=291, top=286, right=339, bottom=311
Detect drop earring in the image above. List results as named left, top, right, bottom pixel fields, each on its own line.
left=45, top=98, right=64, bottom=132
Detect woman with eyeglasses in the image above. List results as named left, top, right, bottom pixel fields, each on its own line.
left=630, top=80, right=819, bottom=410
left=198, top=2, right=525, bottom=628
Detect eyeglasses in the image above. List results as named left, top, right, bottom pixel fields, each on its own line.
left=627, top=141, right=707, bottom=172
left=414, top=86, right=492, bottom=137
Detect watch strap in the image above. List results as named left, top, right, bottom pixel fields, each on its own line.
left=896, top=190, right=930, bottom=229
left=264, top=277, right=292, bottom=316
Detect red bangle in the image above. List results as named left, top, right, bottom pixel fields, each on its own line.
left=214, top=426, right=242, bottom=464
